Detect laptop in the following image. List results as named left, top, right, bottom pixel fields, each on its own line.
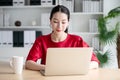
left=40, top=47, right=93, bottom=76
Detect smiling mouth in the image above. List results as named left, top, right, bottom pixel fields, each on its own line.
left=56, top=30, right=61, bottom=32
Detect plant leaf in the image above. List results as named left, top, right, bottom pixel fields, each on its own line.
left=98, top=6, right=120, bottom=45
left=95, top=50, right=111, bottom=64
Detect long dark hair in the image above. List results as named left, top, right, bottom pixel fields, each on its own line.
left=50, top=5, right=70, bottom=33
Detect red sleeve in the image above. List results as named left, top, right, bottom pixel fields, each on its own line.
left=91, top=53, right=100, bottom=64
left=26, top=37, right=42, bottom=62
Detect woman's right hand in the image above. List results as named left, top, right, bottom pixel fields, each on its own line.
left=25, top=60, right=45, bottom=71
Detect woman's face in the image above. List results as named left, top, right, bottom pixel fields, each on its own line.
left=50, top=12, right=69, bottom=34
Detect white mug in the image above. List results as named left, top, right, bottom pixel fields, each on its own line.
left=10, top=56, right=24, bottom=74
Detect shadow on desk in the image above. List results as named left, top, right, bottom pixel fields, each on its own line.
left=0, top=72, right=13, bottom=74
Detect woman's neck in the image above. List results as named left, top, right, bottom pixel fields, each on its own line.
left=51, top=32, right=67, bottom=42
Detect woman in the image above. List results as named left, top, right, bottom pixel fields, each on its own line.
left=25, top=5, right=99, bottom=70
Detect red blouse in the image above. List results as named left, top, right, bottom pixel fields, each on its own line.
left=26, top=33, right=99, bottom=64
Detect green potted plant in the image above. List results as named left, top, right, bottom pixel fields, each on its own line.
left=95, top=50, right=111, bottom=67
left=96, top=6, right=120, bottom=68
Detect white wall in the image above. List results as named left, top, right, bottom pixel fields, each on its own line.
left=0, top=48, right=30, bottom=62
left=104, top=0, right=120, bottom=15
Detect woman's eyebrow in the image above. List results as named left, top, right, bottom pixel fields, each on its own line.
left=62, top=19, right=67, bottom=21
left=53, top=18, right=67, bottom=21
left=53, top=18, right=58, bottom=20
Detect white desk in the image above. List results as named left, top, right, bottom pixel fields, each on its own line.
left=0, top=61, right=120, bottom=80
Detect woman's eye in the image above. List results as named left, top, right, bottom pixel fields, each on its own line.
left=53, top=21, right=58, bottom=23
left=62, top=22, right=66, bottom=24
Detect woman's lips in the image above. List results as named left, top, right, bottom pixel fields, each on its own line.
left=56, top=30, right=61, bottom=32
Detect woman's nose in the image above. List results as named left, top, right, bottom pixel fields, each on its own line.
left=58, top=22, right=62, bottom=28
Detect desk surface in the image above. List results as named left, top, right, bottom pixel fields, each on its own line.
left=0, top=61, right=120, bottom=80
